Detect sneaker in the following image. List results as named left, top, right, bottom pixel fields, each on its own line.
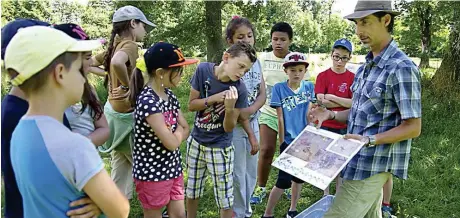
left=286, top=210, right=298, bottom=218
left=162, top=209, right=169, bottom=218
left=250, top=186, right=266, bottom=204
left=284, top=188, right=292, bottom=200
left=382, top=205, right=393, bottom=218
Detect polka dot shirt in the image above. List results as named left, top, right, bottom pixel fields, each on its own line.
left=133, top=86, right=182, bottom=181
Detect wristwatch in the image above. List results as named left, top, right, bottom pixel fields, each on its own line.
left=120, top=85, right=129, bottom=91
left=366, top=135, right=377, bottom=147
left=329, top=111, right=337, bottom=120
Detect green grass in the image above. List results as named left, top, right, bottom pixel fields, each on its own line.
left=2, top=59, right=460, bottom=218
left=115, top=65, right=460, bottom=218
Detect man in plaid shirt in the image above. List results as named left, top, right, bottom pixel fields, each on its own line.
left=309, top=1, right=422, bottom=217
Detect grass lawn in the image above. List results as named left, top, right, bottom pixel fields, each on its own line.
left=100, top=64, right=459, bottom=218
left=2, top=58, right=459, bottom=218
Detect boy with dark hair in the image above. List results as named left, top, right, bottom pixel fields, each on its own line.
left=252, top=21, right=305, bottom=205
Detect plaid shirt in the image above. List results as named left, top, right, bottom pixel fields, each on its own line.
left=343, top=40, right=422, bottom=180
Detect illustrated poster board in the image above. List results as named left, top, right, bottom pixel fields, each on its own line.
left=272, top=125, right=365, bottom=190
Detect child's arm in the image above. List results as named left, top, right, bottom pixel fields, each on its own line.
left=324, top=94, right=352, bottom=108
left=307, top=103, right=313, bottom=124
left=240, top=76, right=267, bottom=120
left=240, top=118, right=259, bottom=155
left=223, top=86, right=241, bottom=132
left=82, top=170, right=130, bottom=218
left=88, top=87, right=109, bottom=146
left=276, top=107, right=285, bottom=145
left=89, top=66, right=107, bottom=77
left=314, top=72, right=341, bottom=108
left=188, top=88, right=228, bottom=112
left=146, top=113, right=183, bottom=151
left=110, top=51, right=130, bottom=86
left=67, top=197, right=102, bottom=217
left=177, top=111, right=190, bottom=141
left=91, top=51, right=105, bottom=67
left=316, top=93, right=342, bottom=108
left=89, top=113, right=110, bottom=146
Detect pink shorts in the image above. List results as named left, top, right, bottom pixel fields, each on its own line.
left=135, top=174, right=185, bottom=209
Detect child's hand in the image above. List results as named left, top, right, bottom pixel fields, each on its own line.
left=174, top=125, right=184, bottom=142
left=249, top=134, right=259, bottom=155
left=209, top=90, right=228, bottom=104
left=224, top=86, right=238, bottom=110
left=67, top=197, right=101, bottom=218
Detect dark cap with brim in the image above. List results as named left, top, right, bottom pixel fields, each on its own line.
left=1, top=19, right=50, bottom=60
left=344, top=1, right=401, bottom=20
left=144, top=42, right=199, bottom=71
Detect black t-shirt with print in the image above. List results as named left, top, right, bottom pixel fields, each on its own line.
left=190, top=62, right=248, bottom=148
left=133, top=86, right=182, bottom=181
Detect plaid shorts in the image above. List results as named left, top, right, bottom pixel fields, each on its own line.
left=185, top=137, right=234, bottom=209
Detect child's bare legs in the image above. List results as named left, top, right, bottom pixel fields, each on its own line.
left=143, top=208, right=163, bottom=218
left=383, top=176, right=393, bottom=205
left=186, top=198, right=199, bottom=218
left=147, top=200, right=186, bottom=218
left=257, top=124, right=278, bottom=187
left=323, top=186, right=330, bottom=196
left=263, top=186, right=284, bottom=217
left=324, top=176, right=342, bottom=196
left=168, top=200, right=186, bottom=218
left=289, top=182, right=302, bottom=211
left=220, top=209, right=233, bottom=218
left=264, top=141, right=300, bottom=217
left=336, top=176, right=342, bottom=193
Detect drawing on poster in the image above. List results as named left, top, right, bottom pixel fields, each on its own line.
left=273, top=125, right=364, bottom=190
left=305, top=149, right=347, bottom=178
left=327, top=137, right=363, bottom=158
left=285, top=131, right=333, bottom=162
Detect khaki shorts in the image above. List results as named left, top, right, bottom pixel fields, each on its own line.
left=324, top=172, right=391, bottom=218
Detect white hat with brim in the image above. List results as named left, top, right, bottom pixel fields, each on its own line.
left=283, top=52, right=309, bottom=68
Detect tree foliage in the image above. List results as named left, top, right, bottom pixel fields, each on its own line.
left=432, top=1, right=460, bottom=91
left=0, top=0, right=452, bottom=60
left=394, top=0, right=451, bottom=65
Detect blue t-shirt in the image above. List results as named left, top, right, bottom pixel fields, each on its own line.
left=11, top=116, right=103, bottom=218
left=1, top=95, right=71, bottom=218
left=190, top=62, right=248, bottom=148
left=270, top=80, right=315, bottom=145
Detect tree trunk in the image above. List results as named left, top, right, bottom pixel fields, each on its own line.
left=418, top=6, right=431, bottom=69
left=205, top=1, right=224, bottom=63
left=432, top=8, right=460, bottom=92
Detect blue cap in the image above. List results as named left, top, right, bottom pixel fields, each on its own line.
left=1, top=19, right=50, bottom=60
left=332, top=38, right=353, bottom=53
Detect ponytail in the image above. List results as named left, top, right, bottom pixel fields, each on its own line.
left=129, top=68, right=145, bottom=107
left=102, top=20, right=133, bottom=88
left=103, top=29, right=117, bottom=88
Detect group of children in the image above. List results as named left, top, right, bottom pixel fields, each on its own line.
left=1, top=5, right=361, bottom=218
